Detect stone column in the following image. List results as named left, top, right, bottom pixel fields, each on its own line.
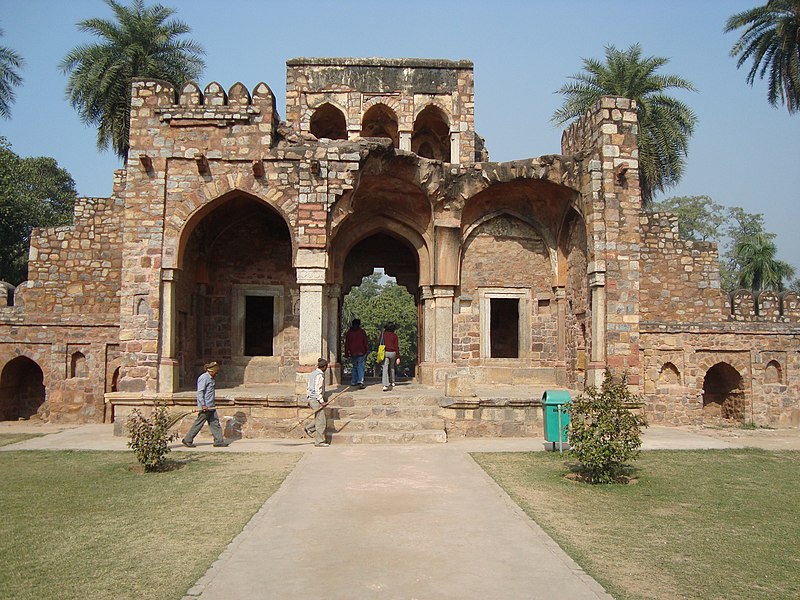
left=450, top=131, right=460, bottom=164
left=433, top=286, right=456, bottom=364
left=325, top=284, right=341, bottom=385
left=587, top=268, right=606, bottom=387
left=420, top=286, right=436, bottom=364
left=158, top=268, right=178, bottom=393
left=297, top=267, right=326, bottom=367
left=399, top=131, right=411, bottom=152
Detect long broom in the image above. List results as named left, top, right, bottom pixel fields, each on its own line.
left=289, top=384, right=353, bottom=434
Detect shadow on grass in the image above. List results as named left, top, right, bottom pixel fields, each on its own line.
left=562, top=460, right=641, bottom=485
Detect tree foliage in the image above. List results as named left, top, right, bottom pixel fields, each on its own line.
left=341, top=272, right=417, bottom=374
left=552, top=44, right=697, bottom=206
left=60, top=0, right=205, bottom=160
left=734, top=231, right=795, bottom=292
left=0, top=137, right=77, bottom=284
left=725, top=0, right=800, bottom=114
left=568, top=371, right=647, bottom=484
left=0, top=27, right=24, bottom=119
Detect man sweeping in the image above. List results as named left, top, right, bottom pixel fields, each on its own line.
left=304, top=358, right=330, bottom=447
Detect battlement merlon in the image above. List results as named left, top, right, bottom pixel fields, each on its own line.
left=128, top=78, right=279, bottom=163
left=285, top=57, right=477, bottom=164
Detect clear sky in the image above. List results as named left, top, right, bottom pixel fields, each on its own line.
left=2, top=0, right=799, bottom=269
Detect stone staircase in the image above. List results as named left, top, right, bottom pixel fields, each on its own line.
left=327, top=383, right=447, bottom=444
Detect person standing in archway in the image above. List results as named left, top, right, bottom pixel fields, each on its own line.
left=345, top=318, right=369, bottom=389
left=381, top=323, right=400, bottom=391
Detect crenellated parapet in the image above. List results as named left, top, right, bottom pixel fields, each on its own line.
left=128, top=79, right=279, bottom=162
left=727, top=289, right=800, bottom=322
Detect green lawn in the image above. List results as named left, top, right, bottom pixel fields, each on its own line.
left=473, top=449, right=800, bottom=600
left=0, top=450, right=300, bottom=600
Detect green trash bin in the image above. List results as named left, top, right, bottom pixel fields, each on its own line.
left=542, top=390, right=571, bottom=451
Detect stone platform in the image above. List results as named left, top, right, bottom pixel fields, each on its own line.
left=108, top=379, right=564, bottom=442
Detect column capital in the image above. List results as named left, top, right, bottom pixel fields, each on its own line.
left=297, top=267, right=327, bottom=285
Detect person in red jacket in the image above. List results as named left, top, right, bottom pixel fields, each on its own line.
left=380, top=322, right=401, bottom=391
left=344, top=318, right=369, bottom=389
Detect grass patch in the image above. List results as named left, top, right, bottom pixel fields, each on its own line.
left=0, top=450, right=300, bottom=600
left=0, top=433, right=43, bottom=447
left=473, top=449, right=800, bottom=600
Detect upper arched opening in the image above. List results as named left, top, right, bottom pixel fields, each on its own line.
left=412, top=105, right=450, bottom=162
left=361, top=104, right=399, bottom=147
left=310, top=102, right=347, bottom=140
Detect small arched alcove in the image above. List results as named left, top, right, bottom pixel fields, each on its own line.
left=412, top=105, right=450, bottom=161
left=310, top=102, right=347, bottom=140
left=361, top=104, right=399, bottom=147
left=702, top=362, right=745, bottom=424
left=0, top=356, right=46, bottom=421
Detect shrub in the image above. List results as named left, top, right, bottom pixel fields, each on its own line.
left=126, top=404, right=180, bottom=472
left=568, top=370, right=648, bottom=484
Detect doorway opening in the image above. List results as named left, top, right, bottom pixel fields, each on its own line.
left=490, top=298, right=519, bottom=358
left=245, top=295, right=274, bottom=356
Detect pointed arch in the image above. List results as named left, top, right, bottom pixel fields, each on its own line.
left=310, top=102, right=347, bottom=140
left=361, top=103, right=399, bottom=147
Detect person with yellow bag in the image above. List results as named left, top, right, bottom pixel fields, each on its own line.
left=379, top=323, right=400, bottom=391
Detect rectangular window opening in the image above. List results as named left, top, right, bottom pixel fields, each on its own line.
left=490, top=298, right=519, bottom=358
left=244, top=295, right=274, bottom=356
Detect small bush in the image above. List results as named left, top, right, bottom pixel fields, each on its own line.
left=568, top=371, right=648, bottom=484
left=126, top=404, right=179, bottom=472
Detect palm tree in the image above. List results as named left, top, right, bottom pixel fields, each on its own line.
left=725, top=0, right=800, bottom=114
left=0, top=28, right=24, bottom=119
left=734, top=232, right=795, bottom=291
left=552, top=44, right=697, bottom=206
left=60, top=0, right=205, bottom=160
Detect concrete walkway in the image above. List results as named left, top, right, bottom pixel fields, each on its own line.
left=3, top=423, right=799, bottom=599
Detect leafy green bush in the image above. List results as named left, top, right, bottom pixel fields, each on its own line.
left=568, top=371, right=648, bottom=484
left=126, top=404, right=179, bottom=472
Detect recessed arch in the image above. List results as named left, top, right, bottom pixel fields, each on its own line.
left=703, top=362, right=745, bottom=423
left=0, top=356, right=46, bottom=421
left=412, top=104, right=450, bottom=161
left=765, top=360, right=782, bottom=384
left=361, top=103, right=399, bottom=147
left=70, top=352, right=87, bottom=378
left=658, top=362, right=681, bottom=385
left=310, top=102, right=347, bottom=140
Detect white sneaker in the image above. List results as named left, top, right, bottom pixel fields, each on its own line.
left=382, top=386, right=389, bottom=391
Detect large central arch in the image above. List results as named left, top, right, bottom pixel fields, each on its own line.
left=171, top=192, right=297, bottom=388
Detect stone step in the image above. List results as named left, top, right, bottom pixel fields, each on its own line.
left=331, top=392, right=443, bottom=408
left=330, top=417, right=445, bottom=432
left=332, top=405, right=444, bottom=419
left=334, top=430, right=447, bottom=444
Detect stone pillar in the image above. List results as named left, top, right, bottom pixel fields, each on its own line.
left=433, top=286, right=455, bottom=364
left=325, top=284, right=341, bottom=385
left=421, top=286, right=436, bottom=364
left=588, top=268, right=606, bottom=387
left=399, top=131, right=411, bottom=152
left=554, top=285, right=567, bottom=361
left=297, top=267, right=326, bottom=367
left=158, top=269, right=178, bottom=393
left=450, top=131, right=460, bottom=165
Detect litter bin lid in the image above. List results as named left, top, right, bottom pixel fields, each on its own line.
left=541, top=390, right=572, bottom=405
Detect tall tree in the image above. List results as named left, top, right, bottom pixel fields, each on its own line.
left=0, top=137, right=77, bottom=284
left=734, top=231, right=795, bottom=291
left=60, top=0, right=205, bottom=160
left=725, top=0, right=800, bottom=114
left=552, top=44, right=698, bottom=206
left=650, top=195, right=727, bottom=242
left=0, top=27, right=24, bottom=119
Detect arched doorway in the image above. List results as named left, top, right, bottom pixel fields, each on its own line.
left=176, top=193, right=296, bottom=387
left=361, top=104, right=399, bottom=147
left=0, top=356, right=46, bottom=420
left=340, top=233, right=420, bottom=381
left=703, top=362, right=746, bottom=424
left=412, top=105, right=450, bottom=161
left=310, top=102, right=347, bottom=140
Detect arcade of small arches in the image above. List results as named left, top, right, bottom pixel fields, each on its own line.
left=308, top=100, right=452, bottom=162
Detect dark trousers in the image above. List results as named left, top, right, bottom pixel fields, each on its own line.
left=183, top=409, right=224, bottom=445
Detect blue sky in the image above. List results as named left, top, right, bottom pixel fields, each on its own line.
left=2, top=0, right=799, bottom=269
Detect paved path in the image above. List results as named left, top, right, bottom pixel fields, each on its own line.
left=3, top=423, right=799, bottom=599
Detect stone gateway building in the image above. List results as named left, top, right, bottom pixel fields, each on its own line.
left=1, top=57, right=798, bottom=439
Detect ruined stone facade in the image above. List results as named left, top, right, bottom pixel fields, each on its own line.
left=1, top=57, right=798, bottom=434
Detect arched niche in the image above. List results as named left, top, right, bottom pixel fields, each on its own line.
left=310, top=102, right=347, bottom=140
left=702, top=362, right=745, bottom=424
left=412, top=105, right=450, bottom=161
left=0, top=356, right=46, bottom=421
left=361, top=104, right=399, bottom=147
